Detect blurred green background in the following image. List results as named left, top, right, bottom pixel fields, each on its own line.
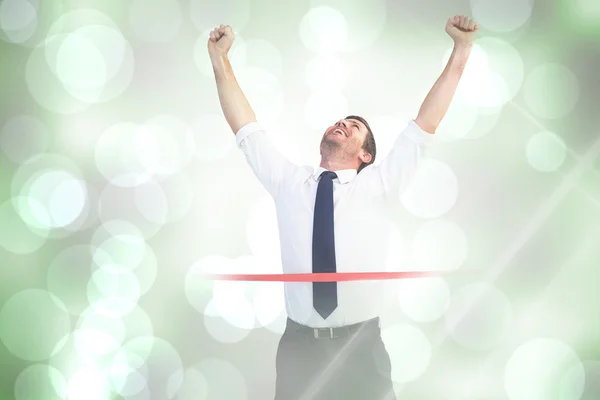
left=1, top=0, right=599, bottom=399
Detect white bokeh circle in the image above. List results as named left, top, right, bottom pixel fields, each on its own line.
left=10, top=153, right=86, bottom=228
left=66, top=368, right=112, bottom=400
left=204, top=300, right=252, bottom=344
left=15, top=169, right=87, bottom=230
left=412, top=219, right=469, bottom=271
left=46, top=25, right=133, bottom=104
left=72, top=327, right=122, bottom=364
left=120, top=305, right=155, bottom=340
left=400, top=159, right=459, bottom=219
left=14, top=364, right=67, bottom=400
left=0, top=197, right=49, bottom=254
left=108, top=349, right=149, bottom=397
left=252, top=281, right=286, bottom=334
left=435, top=96, right=479, bottom=141
left=504, top=338, right=585, bottom=400
left=26, top=11, right=134, bottom=113
left=523, top=63, right=580, bottom=119
left=446, top=38, right=524, bottom=110
left=299, top=6, right=348, bottom=53
left=54, top=33, right=108, bottom=91
left=95, top=122, right=153, bottom=187
left=111, top=336, right=184, bottom=398
left=87, top=265, right=141, bottom=318
left=176, top=367, right=208, bottom=400
left=465, top=106, right=503, bottom=139
left=24, top=10, right=135, bottom=113
left=397, top=277, right=451, bottom=322
left=382, top=323, right=432, bottom=384
left=137, top=115, right=196, bottom=176
left=526, top=131, right=567, bottom=172
left=579, top=360, right=600, bottom=399
left=133, top=179, right=169, bottom=225
left=134, top=173, right=195, bottom=224
left=212, top=280, right=256, bottom=330
left=91, top=221, right=158, bottom=296
left=185, top=255, right=238, bottom=316
left=26, top=38, right=89, bottom=114
left=76, top=307, right=127, bottom=353
left=310, top=0, right=387, bottom=52
left=0, top=0, right=38, bottom=44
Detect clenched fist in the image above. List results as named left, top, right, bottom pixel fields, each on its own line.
left=445, top=15, right=478, bottom=46
left=208, top=24, right=235, bottom=58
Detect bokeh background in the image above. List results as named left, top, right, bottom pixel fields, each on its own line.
left=1, top=0, right=599, bottom=398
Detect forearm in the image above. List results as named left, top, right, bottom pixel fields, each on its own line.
left=211, top=53, right=256, bottom=134
left=415, top=44, right=472, bottom=133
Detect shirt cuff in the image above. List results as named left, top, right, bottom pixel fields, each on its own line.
left=235, top=121, right=262, bottom=148
left=404, top=119, right=435, bottom=146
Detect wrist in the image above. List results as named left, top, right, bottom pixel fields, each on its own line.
left=210, top=50, right=229, bottom=65
left=453, top=41, right=474, bottom=52
left=210, top=51, right=230, bottom=73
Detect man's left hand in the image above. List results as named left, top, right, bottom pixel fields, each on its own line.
left=445, top=15, right=478, bottom=47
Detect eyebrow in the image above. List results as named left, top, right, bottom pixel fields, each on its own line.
left=345, top=119, right=364, bottom=131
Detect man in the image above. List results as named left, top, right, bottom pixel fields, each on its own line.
left=208, top=15, right=478, bottom=400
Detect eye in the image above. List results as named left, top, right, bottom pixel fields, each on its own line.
left=353, top=124, right=359, bottom=129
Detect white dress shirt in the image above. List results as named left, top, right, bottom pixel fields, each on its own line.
left=236, top=120, right=433, bottom=328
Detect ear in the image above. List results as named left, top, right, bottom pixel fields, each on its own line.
left=359, top=150, right=372, bottom=165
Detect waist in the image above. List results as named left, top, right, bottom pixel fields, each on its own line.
left=284, top=316, right=381, bottom=340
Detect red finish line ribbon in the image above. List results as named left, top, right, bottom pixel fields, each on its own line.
left=201, top=271, right=442, bottom=282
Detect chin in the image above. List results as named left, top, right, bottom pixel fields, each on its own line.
left=323, top=136, right=340, bottom=144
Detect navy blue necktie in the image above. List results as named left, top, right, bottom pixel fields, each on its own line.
left=312, top=171, right=338, bottom=319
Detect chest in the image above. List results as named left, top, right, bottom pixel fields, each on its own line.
left=277, top=179, right=386, bottom=231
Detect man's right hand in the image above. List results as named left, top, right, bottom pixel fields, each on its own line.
left=208, top=24, right=235, bottom=58
left=207, top=23, right=256, bottom=135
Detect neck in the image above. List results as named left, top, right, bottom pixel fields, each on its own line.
left=319, top=158, right=357, bottom=172
left=319, top=142, right=358, bottom=171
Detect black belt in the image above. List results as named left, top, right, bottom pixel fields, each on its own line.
left=285, top=317, right=381, bottom=339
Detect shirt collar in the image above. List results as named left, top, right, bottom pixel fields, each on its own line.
left=312, top=166, right=357, bottom=184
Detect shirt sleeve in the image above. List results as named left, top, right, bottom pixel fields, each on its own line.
left=236, top=121, right=299, bottom=198
left=359, top=119, right=434, bottom=198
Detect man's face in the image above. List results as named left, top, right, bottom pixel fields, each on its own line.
left=321, top=118, right=368, bottom=158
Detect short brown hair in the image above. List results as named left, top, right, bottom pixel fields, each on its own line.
left=346, top=115, right=376, bottom=173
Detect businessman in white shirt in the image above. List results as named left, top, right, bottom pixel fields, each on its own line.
left=208, top=15, right=478, bottom=400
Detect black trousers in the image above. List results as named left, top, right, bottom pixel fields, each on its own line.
left=274, top=317, right=397, bottom=400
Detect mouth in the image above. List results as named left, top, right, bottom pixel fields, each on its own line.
left=331, top=128, right=347, bottom=137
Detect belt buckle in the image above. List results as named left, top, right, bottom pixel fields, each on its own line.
left=313, top=327, right=336, bottom=339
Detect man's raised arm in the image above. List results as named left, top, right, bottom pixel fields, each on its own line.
left=361, top=15, right=478, bottom=197
left=207, top=25, right=298, bottom=198
left=414, top=15, right=479, bottom=134
left=208, top=25, right=256, bottom=134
